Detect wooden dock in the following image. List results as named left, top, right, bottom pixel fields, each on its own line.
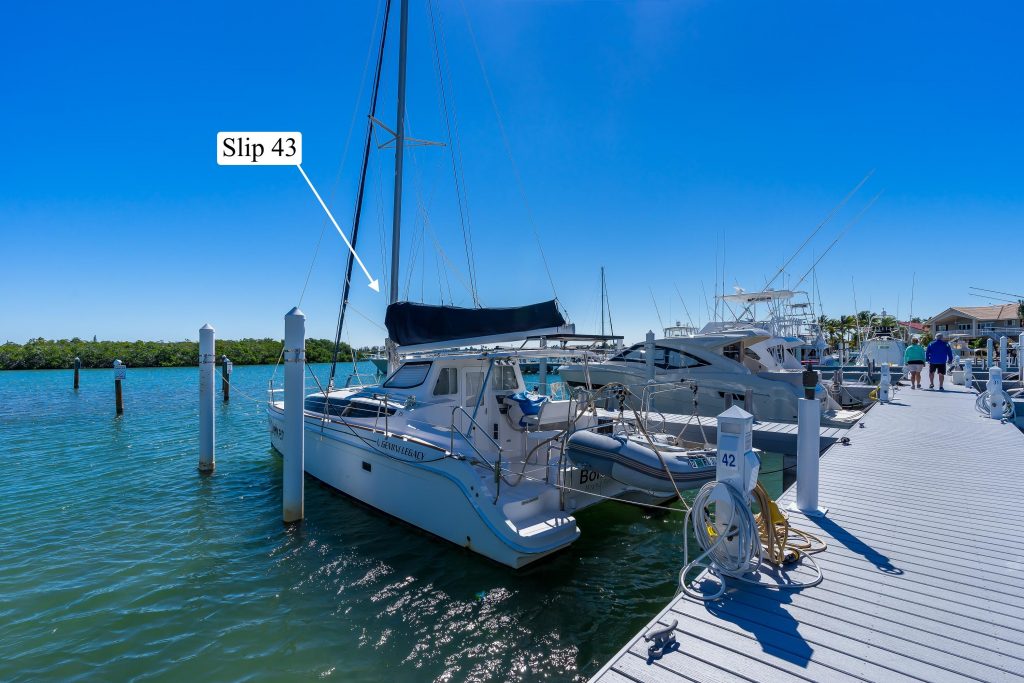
left=590, top=383, right=1024, bottom=683
left=595, top=409, right=850, bottom=456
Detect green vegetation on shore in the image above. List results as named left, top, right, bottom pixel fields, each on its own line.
left=0, top=338, right=360, bottom=370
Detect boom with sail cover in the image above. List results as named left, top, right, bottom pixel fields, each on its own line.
left=385, top=300, right=567, bottom=349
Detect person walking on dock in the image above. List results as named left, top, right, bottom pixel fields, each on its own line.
left=904, top=337, right=926, bottom=389
left=927, top=332, right=954, bottom=391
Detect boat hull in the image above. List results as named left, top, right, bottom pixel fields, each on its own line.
left=267, top=406, right=580, bottom=568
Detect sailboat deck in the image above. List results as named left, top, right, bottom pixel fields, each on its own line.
left=590, top=383, right=1024, bottom=682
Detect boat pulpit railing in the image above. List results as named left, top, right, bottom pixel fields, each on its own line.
left=450, top=405, right=504, bottom=502
left=638, top=381, right=689, bottom=430
left=267, top=379, right=286, bottom=405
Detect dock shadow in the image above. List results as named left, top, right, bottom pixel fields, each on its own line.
left=702, top=579, right=814, bottom=667
left=805, top=515, right=902, bottom=575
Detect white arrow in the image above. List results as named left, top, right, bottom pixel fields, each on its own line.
left=296, top=164, right=380, bottom=292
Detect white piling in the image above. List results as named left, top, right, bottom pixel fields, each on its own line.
left=283, top=307, right=306, bottom=523
left=645, top=330, right=656, bottom=382
left=999, top=335, right=1008, bottom=372
left=790, top=397, right=827, bottom=516
left=198, top=324, right=215, bottom=473
left=879, top=363, right=891, bottom=403
left=1019, top=334, right=1024, bottom=373
left=988, top=366, right=1005, bottom=420
left=987, top=338, right=994, bottom=367
left=538, top=337, right=548, bottom=396
left=964, top=357, right=974, bottom=386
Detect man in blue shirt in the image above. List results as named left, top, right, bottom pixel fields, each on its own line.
left=926, top=332, right=954, bottom=391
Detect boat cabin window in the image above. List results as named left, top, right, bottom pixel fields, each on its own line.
left=383, top=361, right=431, bottom=389
left=304, top=395, right=396, bottom=418
left=610, top=344, right=708, bottom=370
left=491, top=365, right=519, bottom=391
left=433, top=367, right=458, bottom=396
left=722, top=342, right=742, bottom=362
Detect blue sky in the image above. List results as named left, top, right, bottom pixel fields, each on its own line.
left=3, top=1, right=1022, bottom=346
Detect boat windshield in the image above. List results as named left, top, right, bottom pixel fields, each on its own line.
left=610, top=343, right=709, bottom=370
left=383, top=361, right=432, bottom=389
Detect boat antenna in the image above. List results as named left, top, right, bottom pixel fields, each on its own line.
left=328, top=0, right=392, bottom=389
left=792, top=191, right=883, bottom=290
left=764, top=169, right=874, bottom=292
left=649, top=286, right=665, bottom=331
left=600, top=266, right=605, bottom=336
left=673, top=283, right=696, bottom=331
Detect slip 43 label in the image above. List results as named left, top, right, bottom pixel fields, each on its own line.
left=217, top=132, right=302, bottom=165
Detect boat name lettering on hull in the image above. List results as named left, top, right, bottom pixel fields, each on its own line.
left=378, top=438, right=425, bottom=461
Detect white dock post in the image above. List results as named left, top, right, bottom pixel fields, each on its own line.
left=999, top=335, right=1008, bottom=372
left=791, top=369, right=826, bottom=516
left=715, top=406, right=759, bottom=559
left=538, top=337, right=548, bottom=396
left=987, top=366, right=1006, bottom=420
left=198, top=324, right=216, bottom=473
left=645, top=331, right=656, bottom=382
left=283, top=307, right=306, bottom=523
left=987, top=338, right=994, bottom=367
left=1019, top=334, right=1024, bottom=374
left=964, top=356, right=974, bottom=386
left=879, top=363, right=891, bottom=403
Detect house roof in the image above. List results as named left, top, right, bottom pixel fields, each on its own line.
left=900, top=321, right=926, bottom=331
left=929, top=304, right=1020, bottom=322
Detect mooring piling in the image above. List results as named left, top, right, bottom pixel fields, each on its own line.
left=999, top=335, right=1008, bottom=372
left=792, top=369, right=826, bottom=516
left=198, top=324, right=215, bottom=473
left=283, top=307, right=306, bottom=523
left=73, top=356, right=81, bottom=390
left=221, top=355, right=231, bottom=402
left=743, top=388, right=753, bottom=415
left=113, top=360, right=125, bottom=415
left=644, top=330, right=656, bottom=382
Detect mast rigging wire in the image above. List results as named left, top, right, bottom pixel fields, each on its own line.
left=458, top=0, right=561, bottom=308
left=328, top=0, right=393, bottom=389
left=428, top=0, right=480, bottom=306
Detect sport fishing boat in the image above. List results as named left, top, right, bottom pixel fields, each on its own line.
left=267, top=1, right=717, bottom=568
left=558, top=328, right=863, bottom=427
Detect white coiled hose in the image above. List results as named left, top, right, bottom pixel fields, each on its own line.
left=680, top=481, right=762, bottom=601
left=680, top=480, right=824, bottom=601
left=975, top=390, right=1016, bottom=419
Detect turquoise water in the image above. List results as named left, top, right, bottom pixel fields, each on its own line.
left=0, top=363, right=794, bottom=681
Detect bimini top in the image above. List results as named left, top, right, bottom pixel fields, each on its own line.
left=385, top=300, right=568, bottom=351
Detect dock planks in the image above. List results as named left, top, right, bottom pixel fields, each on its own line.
left=590, top=384, right=1024, bottom=683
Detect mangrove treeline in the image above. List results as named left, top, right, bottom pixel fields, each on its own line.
left=0, top=338, right=366, bottom=370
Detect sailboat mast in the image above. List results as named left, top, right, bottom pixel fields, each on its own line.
left=600, top=266, right=605, bottom=336
left=389, top=0, right=409, bottom=305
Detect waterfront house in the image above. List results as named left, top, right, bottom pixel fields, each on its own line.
left=926, top=305, right=1023, bottom=342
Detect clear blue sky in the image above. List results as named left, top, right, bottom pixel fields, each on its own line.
left=3, top=1, right=1022, bottom=346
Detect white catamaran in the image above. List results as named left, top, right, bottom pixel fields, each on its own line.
left=268, top=0, right=719, bottom=568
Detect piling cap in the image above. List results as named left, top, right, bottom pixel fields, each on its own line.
left=286, top=306, right=305, bottom=319
left=200, top=323, right=214, bottom=331
left=718, top=405, right=753, bottom=421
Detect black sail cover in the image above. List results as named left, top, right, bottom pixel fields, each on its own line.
left=385, top=300, right=565, bottom=347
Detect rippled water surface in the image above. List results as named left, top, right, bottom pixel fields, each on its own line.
left=0, top=363, right=794, bottom=681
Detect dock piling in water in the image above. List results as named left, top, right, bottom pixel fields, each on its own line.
left=198, top=324, right=215, bottom=473
left=73, top=356, right=81, bottom=390
left=283, top=307, right=305, bottom=523
left=221, top=355, right=231, bottom=402
left=113, top=360, right=125, bottom=415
